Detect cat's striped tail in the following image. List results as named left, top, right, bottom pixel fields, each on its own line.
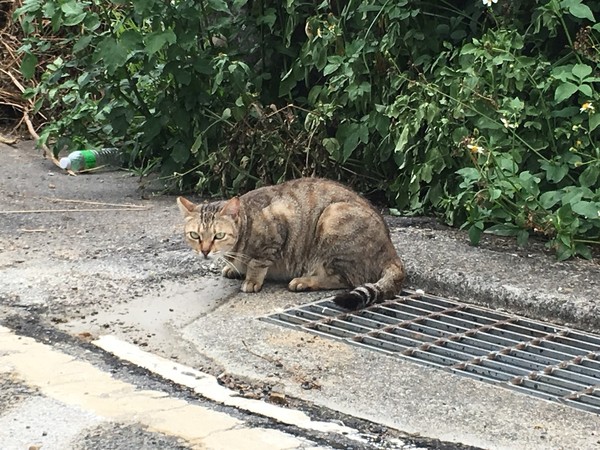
left=332, top=262, right=405, bottom=310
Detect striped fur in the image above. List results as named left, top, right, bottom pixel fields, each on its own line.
left=332, top=263, right=405, bottom=310
left=177, top=178, right=405, bottom=308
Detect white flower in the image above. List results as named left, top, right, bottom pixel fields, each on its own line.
left=467, top=144, right=485, bottom=154
left=580, top=102, right=595, bottom=113
left=482, top=0, right=498, bottom=6
left=501, top=117, right=517, bottom=129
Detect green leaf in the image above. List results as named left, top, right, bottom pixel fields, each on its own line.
left=72, top=34, right=93, bottom=53
left=551, top=106, right=579, bottom=117
left=560, top=187, right=586, bottom=206
left=278, top=63, right=301, bottom=96
left=571, top=200, right=600, bottom=219
left=541, top=160, right=568, bottom=183
left=578, top=165, right=599, bottom=187
left=20, top=52, right=38, bottom=80
left=63, top=11, right=86, bottom=26
left=190, top=133, right=204, bottom=154
left=120, top=30, right=143, bottom=50
left=556, top=204, right=578, bottom=230
left=468, top=223, right=483, bottom=246
left=42, top=2, right=55, bottom=17
left=132, top=0, right=156, bottom=13
left=207, top=0, right=231, bottom=14
left=322, top=138, right=340, bottom=159
left=488, top=188, right=501, bottom=201
left=256, top=7, right=276, bottom=29
left=95, top=37, right=127, bottom=73
left=578, top=84, right=592, bottom=97
left=572, top=63, right=592, bottom=80
left=456, top=167, right=481, bottom=183
left=518, top=171, right=540, bottom=195
left=15, top=0, right=42, bottom=15
left=145, top=30, right=177, bottom=55
left=555, top=241, right=574, bottom=261
left=575, top=243, right=592, bottom=260
left=554, top=82, right=578, bottom=102
left=551, top=64, right=574, bottom=82
left=484, top=223, right=520, bottom=236
left=193, top=58, right=213, bottom=75
left=83, top=12, right=100, bottom=30
left=171, top=142, right=190, bottom=164
left=540, top=190, right=562, bottom=209
left=565, top=1, right=595, bottom=21
left=60, top=0, right=84, bottom=16
left=589, top=112, right=600, bottom=132
left=336, top=122, right=368, bottom=163
left=173, top=66, right=191, bottom=85
left=516, top=230, right=529, bottom=247
left=394, top=127, right=409, bottom=153
left=323, top=62, right=340, bottom=76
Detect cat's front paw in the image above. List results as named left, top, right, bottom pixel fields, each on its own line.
left=289, top=277, right=312, bottom=291
left=241, top=279, right=263, bottom=293
left=222, top=266, right=242, bottom=279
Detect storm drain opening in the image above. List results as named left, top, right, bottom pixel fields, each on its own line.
left=260, top=290, right=600, bottom=415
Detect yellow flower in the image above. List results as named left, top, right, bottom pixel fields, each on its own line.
left=580, top=102, right=595, bottom=113
left=467, top=144, right=485, bottom=154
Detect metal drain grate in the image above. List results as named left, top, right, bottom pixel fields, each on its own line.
left=261, top=290, right=600, bottom=414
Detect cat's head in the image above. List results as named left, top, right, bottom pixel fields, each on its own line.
left=177, top=196, right=240, bottom=259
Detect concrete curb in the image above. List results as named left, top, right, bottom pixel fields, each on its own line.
left=389, top=223, right=600, bottom=333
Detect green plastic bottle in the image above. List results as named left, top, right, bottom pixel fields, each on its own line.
left=59, top=148, right=121, bottom=171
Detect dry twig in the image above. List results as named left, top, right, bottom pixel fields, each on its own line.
left=0, top=207, right=151, bottom=214
left=42, top=197, right=148, bottom=208
left=241, top=340, right=284, bottom=367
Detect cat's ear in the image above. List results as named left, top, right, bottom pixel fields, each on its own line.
left=177, top=197, right=196, bottom=216
left=220, top=197, right=240, bottom=219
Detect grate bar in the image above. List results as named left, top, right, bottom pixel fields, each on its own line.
left=261, top=291, right=600, bottom=415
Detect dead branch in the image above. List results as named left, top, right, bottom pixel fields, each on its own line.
left=42, top=197, right=148, bottom=208
left=0, top=207, right=152, bottom=214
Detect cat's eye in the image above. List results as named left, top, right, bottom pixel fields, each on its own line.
left=188, top=231, right=200, bottom=240
left=214, top=232, right=226, bottom=240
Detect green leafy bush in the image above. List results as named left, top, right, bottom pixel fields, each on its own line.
left=15, top=0, right=600, bottom=259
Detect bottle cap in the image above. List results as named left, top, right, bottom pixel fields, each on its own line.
left=59, top=157, right=71, bottom=169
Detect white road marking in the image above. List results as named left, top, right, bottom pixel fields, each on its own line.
left=93, top=334, right=362, bottom=440
left=0, top=326, right=325, bottom=450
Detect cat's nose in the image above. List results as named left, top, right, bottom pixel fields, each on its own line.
left=201, top=249, right=210, bottom=258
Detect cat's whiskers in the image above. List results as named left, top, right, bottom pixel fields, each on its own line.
left=216, top=255, right=241, bottom=276
left=223, top=251, right=251, bottom=265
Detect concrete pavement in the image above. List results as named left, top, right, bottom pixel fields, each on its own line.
left=1, top=141, right=599, bottom=449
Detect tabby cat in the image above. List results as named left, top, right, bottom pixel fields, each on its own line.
left=177, top=178, right=405, bottom=309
